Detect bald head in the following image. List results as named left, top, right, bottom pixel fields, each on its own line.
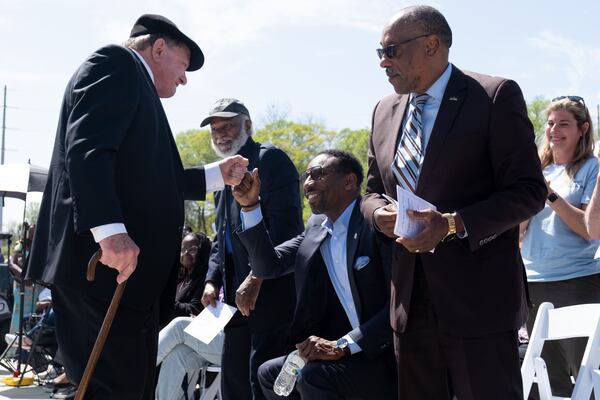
left=387, top=6, right=452, bottom=49
left=379, top=5, right=451, bottom=94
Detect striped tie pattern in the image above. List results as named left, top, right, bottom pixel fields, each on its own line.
left=392, top=93, right=429, bottom=192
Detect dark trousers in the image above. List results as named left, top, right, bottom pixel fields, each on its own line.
left=221, top=312, right=290, bottom=400
left=258, top=352, right=396, bottom=400
left=526, top=273, right=600, bottom=399
left=395, top=260, right=524, bottom=400
left=53, top=285, right=158, bottom=400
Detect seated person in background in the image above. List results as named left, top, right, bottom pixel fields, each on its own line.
left=5, top=287, right=54, bottom=348
left=234, top=150, right=397, bottom=399
left=521, top=96, right=600, bottom=397
left=174, top=232, right=211, bottom=317
left=156, top=231, right=221, bottom=400
left=7, top=230, right=45, bottom=335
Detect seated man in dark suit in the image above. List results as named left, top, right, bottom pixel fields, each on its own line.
left=233, top=150, right=396, bottom=400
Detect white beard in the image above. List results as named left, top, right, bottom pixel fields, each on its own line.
left=212, top=130, right=250, bottom=158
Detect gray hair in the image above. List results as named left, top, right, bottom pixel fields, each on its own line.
left=123, top=33, right=182, bottom=51
left=396, top=5, right=452, bottom=48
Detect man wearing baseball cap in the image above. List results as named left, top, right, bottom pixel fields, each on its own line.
left=201, top=98, right=302, bottom=400
left=27, top=15, right=248, bottom=399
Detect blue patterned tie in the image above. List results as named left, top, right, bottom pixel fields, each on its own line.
left=392, top=93, right=429, bottom=192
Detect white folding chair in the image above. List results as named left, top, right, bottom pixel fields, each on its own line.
left=199, top=364, right=222, bottom=400
left=521, top=302, right=600, bottom=400
left=593, top=369, right=600, bottom=398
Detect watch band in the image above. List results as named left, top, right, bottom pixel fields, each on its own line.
left=442, top=213, right=457, bottom=238
left=547, top=192, right=559, bottom=203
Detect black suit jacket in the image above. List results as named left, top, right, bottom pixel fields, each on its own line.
left=238, top=198, right=392, bottom=359
left=205, top=138, right=303, bottom=331
left=363, top=65, right=547, bottom=337
left=27, top=45, right=207, bottom=312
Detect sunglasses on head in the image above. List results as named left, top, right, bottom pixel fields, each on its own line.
left=180, top=245, right=199, bottom=256
left=551, top=95, right=585, bottom=106
left=376, top=33, right=431, bottom=59
left=301, top=165, right=333, bottom=181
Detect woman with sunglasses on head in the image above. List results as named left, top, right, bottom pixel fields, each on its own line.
left=520, top=96, right=600, bottom=397
left=174, top=232, right=211, bottom=317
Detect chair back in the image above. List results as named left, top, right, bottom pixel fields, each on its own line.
left=521, top=302, right=600, bottom=400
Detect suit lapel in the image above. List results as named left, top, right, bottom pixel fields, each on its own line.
left=417, top=65, right=467, bottom=195
left=384, top=96, right=409, bottom=176
left=345, top=199, right=363, bottom=320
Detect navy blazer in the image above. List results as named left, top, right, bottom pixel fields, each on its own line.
left=205, top=138, right=303, bottom=331
left=27, top=45, right=206, bottom=312
left=238, top=197, right=392, bottom=359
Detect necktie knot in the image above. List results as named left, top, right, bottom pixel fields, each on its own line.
left=413, top=93, right=429, bottom=110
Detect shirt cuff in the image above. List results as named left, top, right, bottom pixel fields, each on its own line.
left=90, top=223, right=127, bottom=243
left=343, top=334, right=362, bottom=355
left=240, top=207, right=263, bottom=230
left=205, top=161, right=225, bottom=193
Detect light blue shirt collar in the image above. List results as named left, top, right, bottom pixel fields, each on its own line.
left=321, top=199, right=357, bottom=236
left=411, top=63, right=452, bottom=104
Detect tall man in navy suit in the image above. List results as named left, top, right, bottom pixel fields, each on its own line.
left=363, top=5, right=547, bottom=399
left=27, top=15, right=247, bottom=399
left=233, top=150, right=396, bottom=399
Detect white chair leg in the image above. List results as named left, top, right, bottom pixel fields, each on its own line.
left=593, top=369, right=600, bottom=399
left=534, top=357, right=553, bottom=400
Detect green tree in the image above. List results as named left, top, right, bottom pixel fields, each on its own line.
left=337, top=128, right=370, bottom=192
left=527, top=96, right=550, bottom=144
left=175, top=129, right=219, bottom=236
left=255, top=120, right=336, bottom=172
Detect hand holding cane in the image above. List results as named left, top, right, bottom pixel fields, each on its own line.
left=75, top=249, right=127, bottom=400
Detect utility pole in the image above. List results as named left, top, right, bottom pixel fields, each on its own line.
left=1, top=85, right=6, bottom=234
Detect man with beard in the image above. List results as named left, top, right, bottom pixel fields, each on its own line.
left=363, top=5, right=546, bottom=399
left=201, top=98, right=303, bottom=399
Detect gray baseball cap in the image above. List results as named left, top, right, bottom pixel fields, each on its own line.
left=200, top=98, right=251, bottom=127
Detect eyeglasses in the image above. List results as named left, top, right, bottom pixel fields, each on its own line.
left=301, top=165, right=333, bottom=181
left=551, top=95, right=585, bottom=106
left=376, top=33, right=431, bottom=59
left=180, top=245, right=199, bottom=256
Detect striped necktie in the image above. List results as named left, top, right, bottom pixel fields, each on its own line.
left=392, top=93, right=429, bottom=192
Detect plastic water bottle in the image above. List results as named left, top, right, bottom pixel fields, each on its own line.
left=273, top=350, right=306, bottom=396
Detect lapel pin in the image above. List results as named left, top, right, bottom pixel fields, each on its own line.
left=354, top=233, right=358, bottom=240
left=449, top=96, right=458, bottom=101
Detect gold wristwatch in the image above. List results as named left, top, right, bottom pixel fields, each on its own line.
left=442, top=212, right=457, bottom=241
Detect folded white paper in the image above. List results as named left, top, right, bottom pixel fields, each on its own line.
left=184, top=300, right=237, bottom=344
left=391, top=186, right=437, bottom=238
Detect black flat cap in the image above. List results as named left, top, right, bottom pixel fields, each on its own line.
left=130, top=14, right=204, bottom=71
left=200, top=98, right=251, bottom=127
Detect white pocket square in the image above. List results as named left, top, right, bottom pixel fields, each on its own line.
left=353, top=256, right=370, bottom=270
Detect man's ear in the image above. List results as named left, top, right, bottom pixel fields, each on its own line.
left=345, top=173, right=358, bottom=191
left=151, top=38, right=167, bottom=63
left=244, top=119, right=252, bottom=134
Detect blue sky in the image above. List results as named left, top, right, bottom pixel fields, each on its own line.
left=1, top=0, right=600, bottom=228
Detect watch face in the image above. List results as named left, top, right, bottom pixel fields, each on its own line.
left=336, top=338, right=349, bottom=349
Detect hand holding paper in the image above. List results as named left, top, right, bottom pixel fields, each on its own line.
left=184, top=300, right=237, bottom=344
left=392, top=186, right=436, bottom=238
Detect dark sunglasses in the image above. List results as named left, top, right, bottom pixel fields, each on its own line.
left=551, top=95, right=585, bottom=106
left=376, top=33, right=431, bottom=59
left=301, top=165, right=333, bottom=181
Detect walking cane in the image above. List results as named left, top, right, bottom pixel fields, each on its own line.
left=75, top=249, right=127, bottom=400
